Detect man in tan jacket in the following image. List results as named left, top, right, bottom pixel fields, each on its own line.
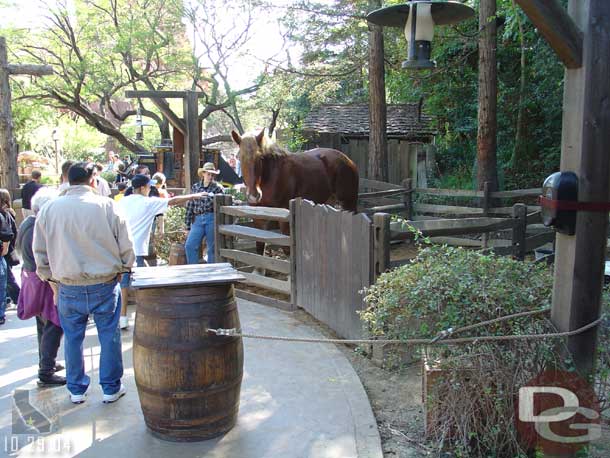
left=34, top=162, right=135, bottom=404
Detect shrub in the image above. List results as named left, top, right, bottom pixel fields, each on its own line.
left=360, top=246, right=603, bottom=456
left=153, top=206, right=187, bottom=262
left=361, top=245, right=554, bottom=341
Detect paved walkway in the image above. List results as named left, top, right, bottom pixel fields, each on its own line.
left=0, top=298, right=382, bottom=458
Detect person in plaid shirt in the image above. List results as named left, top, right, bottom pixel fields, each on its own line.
left=184, top=162, right=224, bottom=263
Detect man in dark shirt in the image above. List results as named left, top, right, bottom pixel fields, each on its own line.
left=21, top=170, right=43, bottom=218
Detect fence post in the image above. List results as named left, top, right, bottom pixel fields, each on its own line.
left=373, top=213, right=391, bottom=277
left=402, top=178, right=413, bottom=220
left=481, top=181, right=491, bottom=248
left=214, top=194, right=232, bottom=263
left=511, top=203, right=527, bottom=261
left=289, top=199, right=298, bottom=311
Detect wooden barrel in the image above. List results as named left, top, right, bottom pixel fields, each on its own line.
left=133, top=283, right=243, bottom=441
left=168, top=243, right=186, bottom=265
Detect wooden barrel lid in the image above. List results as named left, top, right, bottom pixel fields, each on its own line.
left=130, top=263, right=244, bottom=289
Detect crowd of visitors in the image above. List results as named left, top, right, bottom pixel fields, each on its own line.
left=1, top=155, right=225, bottom=405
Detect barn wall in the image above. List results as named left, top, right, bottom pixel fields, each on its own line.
left=301, top=131, right=434, bottom=185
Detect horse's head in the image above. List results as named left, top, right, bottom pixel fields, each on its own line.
left=231, top=129, right=265, bottom=204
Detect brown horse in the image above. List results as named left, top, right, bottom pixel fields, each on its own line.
left=231, top=129, right=359, bottom=211
left=231, top=129, right=359, bottom=255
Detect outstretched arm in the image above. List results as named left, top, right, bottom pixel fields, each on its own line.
left=168, top=192, right=210, bottom=206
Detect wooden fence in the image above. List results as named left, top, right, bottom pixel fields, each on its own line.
left=293, top=198, right=374, bottom=340
left=214, top=195, right=296, bottom=311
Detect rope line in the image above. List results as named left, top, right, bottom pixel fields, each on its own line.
left=207, top=316, right=603, bottom=346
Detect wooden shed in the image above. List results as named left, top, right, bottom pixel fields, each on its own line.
left=301, top=103, right=436, bottom=185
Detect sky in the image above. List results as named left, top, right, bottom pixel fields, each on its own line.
left=0, top=0, right=304, bottom=88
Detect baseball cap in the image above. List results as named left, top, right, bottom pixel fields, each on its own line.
left=131, top=174, right=156, bottom=189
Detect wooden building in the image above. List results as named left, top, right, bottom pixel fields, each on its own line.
left=301, top=103, right=436, bottom=185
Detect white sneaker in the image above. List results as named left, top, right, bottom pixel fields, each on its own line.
left=103, top=384, right=126, bottom=404
left=119, top=316, right=129, bottom=329
left=70, top=392, right=87, bottom=404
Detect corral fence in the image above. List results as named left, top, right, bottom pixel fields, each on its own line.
left=359, top=178, right=554, bottom=261
left=213, top=180, right=555, bottom=340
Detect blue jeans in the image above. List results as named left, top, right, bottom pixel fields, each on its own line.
left=185, top=213, right=215, bottom=264
left=120, top=256, right=145, bottom=288
left=58, top=281, right=123, bottom=396
left=0, top=257, right=6, bottom=320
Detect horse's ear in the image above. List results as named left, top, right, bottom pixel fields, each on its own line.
left=231, top=130, right=242, bottom=145
left=255, top=128, right=265, bottom=146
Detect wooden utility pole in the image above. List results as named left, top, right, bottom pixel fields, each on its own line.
left=0, top=37, right=52, bottom=189
left=514, top=0, right=607, bottom=379
left=476, top=0, right=499, bottom=192
left=125, top=90, right=204, bottom=190
left=367, top=0, right=388, bottom=182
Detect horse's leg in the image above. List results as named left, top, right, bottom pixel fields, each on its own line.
left=252, top=218, right=267, bottom=276
left=280, top=222, right=290, bottom=257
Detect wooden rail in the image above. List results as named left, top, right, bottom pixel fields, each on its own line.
left=214, top=195, right=295, bottom=311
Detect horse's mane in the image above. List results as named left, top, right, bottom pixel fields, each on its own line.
left=259, top=133, right=288, bottom=158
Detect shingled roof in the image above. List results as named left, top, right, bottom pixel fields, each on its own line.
left=302, top=103, right=435, bottom=139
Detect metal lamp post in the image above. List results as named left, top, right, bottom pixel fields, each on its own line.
left=51, top=128, right=59, bottom=175
left=367, top=1, right=475, bottom=69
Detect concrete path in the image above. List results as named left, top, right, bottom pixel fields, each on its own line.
left=0, top=298, right=382, bottom=458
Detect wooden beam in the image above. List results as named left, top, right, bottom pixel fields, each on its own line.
left=124, top=90, right=186, bottom=135
left=220, top=205, right=290, bottom=222
left=219, top=249, right=291, bottom=274
left=183, top=90, right=200, bottom=190
left=125, top=90, right=188, bottom=98
left=240, top=272, right=291, bottom=294
left=218, top=224, right=291, bottom=246
left=514, top=0, right=583, bottom=68
left=565, top=0, right=610, bottom=376
left=7, top=64, right=53, bottom=76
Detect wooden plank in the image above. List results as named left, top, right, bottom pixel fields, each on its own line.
left=219, top=224, right=291, bottom=246
left=525, top=231, right=556, bottom=252
left=235, top=289, right=293, bottom=312
left=289, top=199, right=297, bottom=309
left=359, top=178, right=399, bottom=191
left=415, top=203, right=484, bottom=215
left=7, top=64, right=53, bottom=76
left=527, top=210, right=542, bottom=225
left=488, top=205, right=541, bottom=215
left=240, top=272, right=291, bottom=294
left=219, top=249, right=290, bottom=274
left=220, top=205, right=290, bottom=222
left=363, top=203, right=406, bottom=213
left=514, top=0, right=583, bottom=69
left=390, top=217, right=515, bottom=239
left=358, top=188, right=409, bottom=198
left=428, top=237, right=483, bottom=247
left=491, top=188, right=543, bottom=198
left=512, top=204, right=528, bottom=261
left=131, top=263, right=244, bottom=289
left=415, top=187, right=484, bottom=197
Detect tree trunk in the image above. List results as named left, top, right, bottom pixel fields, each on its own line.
left=0, top=38, right=19, bottom=190
left=476, top=0, right=499, bottom=191
left=367, top=0, right=388, bottom=182
left=511, top=0, right=528, bottom=168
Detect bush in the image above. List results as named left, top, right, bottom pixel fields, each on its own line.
left=361, top=245, right=554, bottom=341
left=153, top=206, right=187, bottom=262
left=360, top=246, right=585, bottom=456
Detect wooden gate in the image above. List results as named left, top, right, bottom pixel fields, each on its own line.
left=293, top=198, right=375, bottom=339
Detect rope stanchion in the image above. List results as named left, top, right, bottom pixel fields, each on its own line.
left=207, top=315, right=603, bottom=346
